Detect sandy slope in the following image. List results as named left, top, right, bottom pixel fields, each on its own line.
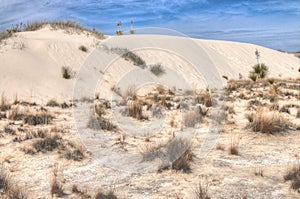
left=0, top=27, right=299, bottom=102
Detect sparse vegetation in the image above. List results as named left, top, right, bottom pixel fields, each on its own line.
left=183, top=110, right=201, bottom=128
left=51, top=165, right=65, bottom=197
left=95, top=189, right=118, bottom=199
left=79, top=45, right=88, bottom=52
left=0, top=167, right=27, bottom=199
left=195, top=180, right=211, bottom=199
left=61, top=66, right=75, bottom=79
left=150, top=63, right=166, bottom=76
left=164, top=138, right=192, bottom=173
left=284, top=165, right=300, bottom=190
left=249, top=63, right=269, bottom=81
left=23, top=113, right=53, bottom=125
left=229, top=135, right=239, bottom=155
left=248, top=109, right=289, bottom=134
left=46, top=99, right=59, bottom=107
left=1, top=93, right=11, bottom=111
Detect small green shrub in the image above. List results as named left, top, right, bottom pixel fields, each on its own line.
left=150, top=64, right=166, bottom=76
left=249, top=63, right=269, bottom=81
left=61, top=66, right=75, bottom=79
left=46, top=99, right=60, bottom=107
left=79, top=45, right=88, bottom=52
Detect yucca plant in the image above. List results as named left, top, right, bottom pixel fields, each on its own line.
left=249, top=63, right=269, bottom=81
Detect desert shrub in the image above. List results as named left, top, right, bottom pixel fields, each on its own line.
left=183, top=110, right=201, bottom=128
left=249, top=109, right=289, bottom=134
left=0, top=167, right=27, bottom=198
left=95, top=190, right=117, bottom=199
left=51, top=166, right=65, bottom=197
left=0, top=167, right=9, bottom=192
left=46, top=99, right=59, bottom=107
left=150, top=63, right=165, bottom=76
left=245, top=113, right=254, bottom=123
left=284, top=165, right=300, bottom=190
left=249, top=63, right=269, bottom=81
left=8, top=106, right=24, bottom=120
left=115, top=30, right=123, bottom=35
left=195, top=91, right=212, bottom=107
left=164, top=138, right=192, bottom=173
left=128, top=100, right=144, bottom=120
left=124, top=86, right=137, bottom=100
left=87, top=114, right=116, bottom=131
left=79, top=45, right=88, bottom=52
left=4, top=125, right=16, bottom=135
left=0, top=30, right=13, bottom=43
left=23, top=21, right=47, bottom=31
left=195, top=181, right=211, bottom=199
left=61, top=66, right=75, bottom=79
left=33, top=134, right=61, bottom=152
left=23, top=113, right=53, bottom=125
left=63, top=149, right=85, bottom=161
left=0, top=93, right=11, bottom=111
left=122, top=50, right=146, bottom=68
left=229, top=135, right=239, bottom=155
left=140, top=143, right=164, bottom=162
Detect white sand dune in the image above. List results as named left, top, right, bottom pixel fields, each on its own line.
left=0, top=27, right=299, bottom=102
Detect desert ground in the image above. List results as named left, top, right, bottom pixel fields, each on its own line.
left=0, top=22, right=300, bottom=199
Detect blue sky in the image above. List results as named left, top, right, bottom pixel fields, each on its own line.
left=1, top=0, right=299, bottom=51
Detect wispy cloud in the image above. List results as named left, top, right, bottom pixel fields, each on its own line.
left=0, top=0, right=299, bottom=51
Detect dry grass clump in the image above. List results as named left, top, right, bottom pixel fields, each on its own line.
left=51, top=165, right=65, bottom=197
left=0, top=167, right=27, bottom=199
left=0, top=93, right=11, bottom=111
left=195, top=180, right=211, bottom=199
left=122, top=50, right=146, bottom=68
left=33, top=134, right=61, bottom=153
left=95, top=189, right=117, bottom=199
left=296, top=108, right=300, bottom=118
left=195, top=91, right=212, bottom=107
left=229, top=135, right=240, bottom=155
left=248, top=109, right=289, bottom=134
left=183, top=110, right=201, bottom=128
left=62, top=142, right=86, bottom=161
left=140, top=142, right=164, bottom=162
left=87, top=103, right=116, bottom=131
left=128, top=100, right=145, bottom=120
left=46, top=99, right=60, bottom=107
left=23, top=113, right=53, bottom=125
left=150, top=63, right=166, bottom=76
left=25, top=20, right=104, bottom=39
left=164, top=138, right=193, bottom=173
left=284, top=165, right=300, bottom=190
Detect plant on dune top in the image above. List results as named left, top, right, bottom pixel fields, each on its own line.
left=249, top=63, right=269, bottom=82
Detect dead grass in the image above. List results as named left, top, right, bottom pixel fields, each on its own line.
left=46, top=99, right=60, bottom=107
left=0, top=167, right=27, bottom=198
left=249, top=109, right=290, bottom=134
left=150, top=63, right=166, bottom=76
left=195, top=180, right=211, bottom=199
left=51, top=165, right=65, bottom=197
left=195, top=91, right=212, bottom=107
left=23, top=113, right=53, bottom=125
left=33, top=134, right=61, bottom=153
left=0, top=93, right=11, bottom=111
left=183, top=110, right=201, bottom=128
left=284, top=165, right=300, bottom=190
left=229, top=135, right=239, bottom=155
left=95, top=189, right=117, bottom=199
left=164, top=138, right=193, bottom=173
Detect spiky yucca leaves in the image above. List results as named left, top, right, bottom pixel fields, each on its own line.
left=249, top=63, right=269, bottom=81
